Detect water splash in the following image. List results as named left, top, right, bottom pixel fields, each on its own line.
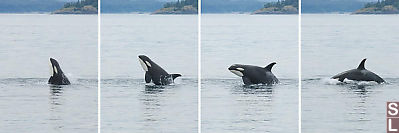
left=322, top=78, right=380, bottom=86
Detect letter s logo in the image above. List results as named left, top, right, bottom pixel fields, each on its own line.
left=389, top=103, right=398, bottom=116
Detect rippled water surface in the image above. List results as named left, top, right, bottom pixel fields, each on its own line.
left=202, top=79, right=298, bottom=133
left=0, top=78, right=98, bottom=133
left=102, top=78, right=197, bottom=133
left=0, top=14, right=98, bottom=133
left=202, top=14, right=298, bottom=133
left=302, top=14, right=399, bottom=133
left=101, top=14, right=198, bottom=133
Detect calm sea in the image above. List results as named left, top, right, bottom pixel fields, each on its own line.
left=202, top=14, right=299, bottom=133
left=302, top=14, right=399, bottom=133
left=101, top=14, right=198, bottom=133
left=0, top=14, right=98, bottom=133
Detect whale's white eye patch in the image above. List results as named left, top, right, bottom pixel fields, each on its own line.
left=230, top=70, right=244, bottom=77
left=54, top=66, right=58, bottom=74
left=236, top=67, right=244, bottom=71
left=138, top=59, right=148, bottom=71
left=145, top=61, right=152, bottom=67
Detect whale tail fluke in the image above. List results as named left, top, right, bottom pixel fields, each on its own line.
left=265, top=62, right=276, bottom=71
left=357, top=58, right=367, bottom=70
left=171, top=74, right=182, bottom=80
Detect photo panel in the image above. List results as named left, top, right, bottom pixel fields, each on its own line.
left=302, top=0, right=399, bottom=132
left=202, top=0, right=299, bottom=132
left=100, top=0, right=198, bottom=132
left=0, top=0, right=98, bottom=132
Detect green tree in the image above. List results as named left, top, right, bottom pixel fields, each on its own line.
left=163, top=0, right=198, bottom=9
left=263, top=0, right=298, bottom=9
left=362, top=0, right=399, bottom=9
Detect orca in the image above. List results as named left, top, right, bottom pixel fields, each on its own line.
left=138, top=55, right=181, bottom=85
left=228, top=62, right=279, bottom=85
left=48, top=58, right=70, bottom=85
left=332, top=58, right=385, bottom=83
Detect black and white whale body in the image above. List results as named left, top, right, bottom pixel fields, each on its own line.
left=48, top=58, right=70, bottom=85
left=332, top=58, right=385, bottom=83
left=228, top=62, right=279, bottom=85
left=138, top=55, right=181, bottom=85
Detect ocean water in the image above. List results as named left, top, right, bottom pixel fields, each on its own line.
left=302, top=14, right=399, bottom=133
left=0, top=14, right=98, bottom=133
left=101, top=14, right=198, bottom=133
left=202, top=14, right=298, bottom=133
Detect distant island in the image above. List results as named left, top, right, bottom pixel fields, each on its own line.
left=153, top=0, right=198, bottom=14
left=53, top=0, right=98, bottom=14
left=253, top=0, right=298, bottom=14
left=354, top=0, right=399, bottom=14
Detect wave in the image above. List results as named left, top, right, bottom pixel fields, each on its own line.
left=0, top=78, right=97, bottom=86
left=320, top=78, right=382, bottom=86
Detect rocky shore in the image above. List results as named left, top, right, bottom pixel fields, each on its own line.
left=353, top=6, right=399, bottom=14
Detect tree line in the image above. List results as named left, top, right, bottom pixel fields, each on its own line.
left=364, top=0, right=399, bottom=9
left=163, top=0, right=198, bottom=9
left=63, top=0, right=98, bottom=9
left=264, top=0, right=298, bottom=9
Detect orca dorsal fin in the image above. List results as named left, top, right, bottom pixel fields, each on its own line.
left=171, top=74, right=182, bottom=80
left=264, top=62, right=276, bottom=71
left=357, top=58, right=367, bottom=70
